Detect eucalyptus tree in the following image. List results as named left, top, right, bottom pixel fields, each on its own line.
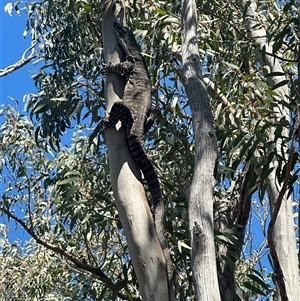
left=1, top=0, right=299, bottom=300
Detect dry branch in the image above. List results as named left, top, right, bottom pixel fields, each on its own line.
left=0, top=42, right=36, bottom=77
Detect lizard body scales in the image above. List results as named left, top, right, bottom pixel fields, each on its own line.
left=101, top=22, right=173, bottom=299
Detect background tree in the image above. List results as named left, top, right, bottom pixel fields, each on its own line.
left=1, top=0, right=299, bottom=300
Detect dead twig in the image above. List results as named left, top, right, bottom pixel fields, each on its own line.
left=0, top=42, right=37, bottom=77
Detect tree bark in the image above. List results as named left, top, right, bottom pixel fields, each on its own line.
left=0, top=42, right=36, bottom=77
left=214, top=168, right=252, bottom=301
left=245, top=3, right=300, bottom=300
left=179, top=0, right=220, bottom=300
left=102, top=1, right=169, bottom=300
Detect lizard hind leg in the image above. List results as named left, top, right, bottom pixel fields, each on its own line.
left=102, top=102, right=133, bottom=132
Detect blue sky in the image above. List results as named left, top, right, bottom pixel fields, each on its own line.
left=0, top=5, right=36, bottom=111
left=0, top=5, right=36, bottom=243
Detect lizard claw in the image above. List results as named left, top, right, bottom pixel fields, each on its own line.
left=101, top=62, right=112, bottom=74
left=144, top=116, right=154, bottom=134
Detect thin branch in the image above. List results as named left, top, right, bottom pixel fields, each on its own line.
left=199, top=7, right=296, bottom=63
left=87, top=14, right=102, bottom=41
left=267, top=124, right=297, bottom=301
left=0, top=206, right=141, bottom=301
left=261, top=50, right=296, bottom=63
left=198, top=7, right=250, bottom=42
left=202, top=76, right=249, bottom=134
left=203, top=77, right=236, bottom=115
left=0, top=42, right=37, bottom=77
left=25, top=173, right=34, bottom=229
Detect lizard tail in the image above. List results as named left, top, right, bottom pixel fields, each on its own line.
left=127, top=134, right=175, bottom=300
left=127, top=134, right=162, bottom=202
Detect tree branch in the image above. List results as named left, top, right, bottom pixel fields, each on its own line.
left=245, top=3, right=299, bottom=300
left=0, top=42, right=36, bottom=77
left=180, top=0, right=220, bottom=299
left=267, top=128, right=297, bottom=301
left=198, top=7, right=250, bottom=42
left=0, top=206, right=141, bottom=300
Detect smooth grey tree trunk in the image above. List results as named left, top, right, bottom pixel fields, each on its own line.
left=245, top=3, right=300, bottom=301
left=102, top=1, right=169, bottom=300
left=179, top=0, right=220, bottom=300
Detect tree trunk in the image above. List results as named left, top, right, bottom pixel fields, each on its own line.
left=245, top=3, right=300, bottom=300
left=102, top=1, right=169, bottom=300
left=179, top=0, right=220, bottom=300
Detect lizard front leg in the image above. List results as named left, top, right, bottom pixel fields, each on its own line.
left=101, top=56, right=135, bottom=76
left=144, top=115, right=154, bottom=134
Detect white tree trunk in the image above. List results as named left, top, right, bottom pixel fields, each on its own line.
left=245, top=3, right=300, bottom=300
left=180, top=0, right=220, bottom=300
left=102, top=2, right=169, bottom=300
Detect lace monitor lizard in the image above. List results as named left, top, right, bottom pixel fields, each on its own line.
left=101, top=22, right=173, bottom=298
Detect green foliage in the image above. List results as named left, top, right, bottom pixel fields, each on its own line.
left=0, top=239, right=79, bottom=301
left=0, top=106, right=132, bottom=299
left=19, top=0, right=104, bottom=149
